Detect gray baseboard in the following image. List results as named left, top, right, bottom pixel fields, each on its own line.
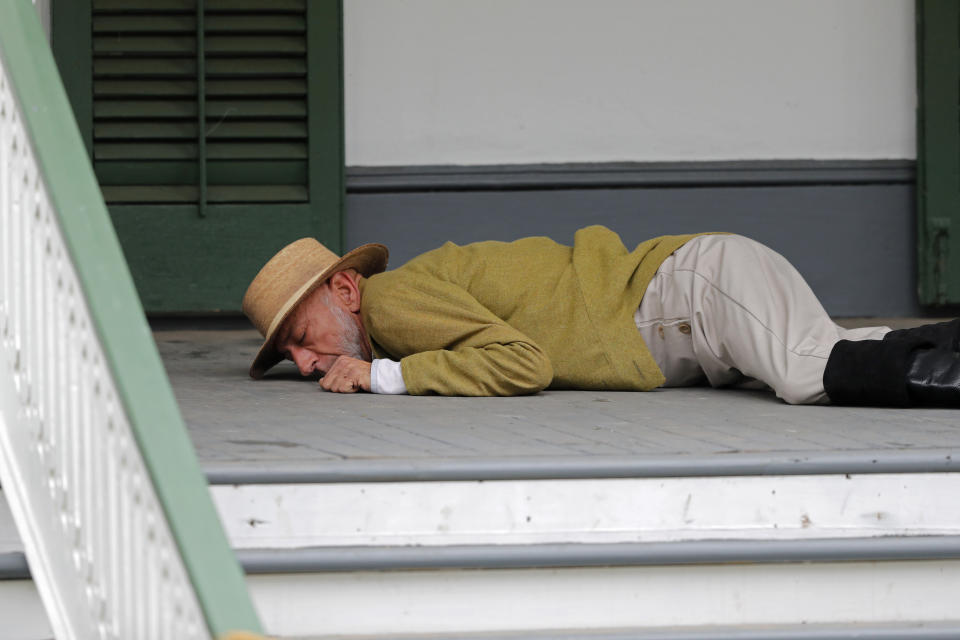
left=345, top=160, right=921, bottom=317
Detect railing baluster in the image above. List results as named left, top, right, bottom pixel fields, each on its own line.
left=122, top=462, right=134, bottom=635
left=23, top=159, right=32, bottom=407
left=0, top=79, right=7, bottom=313
left=12, top=139, right=22, bottom=393
left=81, top=335, right=94, bottom=594
left=68, top=296, right=81, bottom=556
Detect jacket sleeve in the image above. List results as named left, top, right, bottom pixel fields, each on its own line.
left=364, top=275, right=554, bottom=396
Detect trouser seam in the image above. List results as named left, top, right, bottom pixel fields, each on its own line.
left=635, top=317, right=690, bottom=327
left=672, top=267, right=830, bottom=362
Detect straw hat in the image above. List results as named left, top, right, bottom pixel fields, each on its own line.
left=242, top=238, right=388, bottom=379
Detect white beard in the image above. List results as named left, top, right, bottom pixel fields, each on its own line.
left=321, top=288, right=369, bottom=361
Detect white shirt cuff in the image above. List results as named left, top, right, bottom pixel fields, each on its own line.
left=370, top=358, right=408, bottom=394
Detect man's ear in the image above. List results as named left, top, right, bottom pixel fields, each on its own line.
left=327, top=271, right=362, bottom=312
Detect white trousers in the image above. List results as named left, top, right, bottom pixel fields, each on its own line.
left=635, top=235, right=890, bottom=405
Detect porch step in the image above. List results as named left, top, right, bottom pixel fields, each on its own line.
left=6, top=465, right=960, bottom=639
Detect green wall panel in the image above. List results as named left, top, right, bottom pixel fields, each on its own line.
left=917, top=0, right=960, bottom=305
left=109, top=204, right=321, bottom=312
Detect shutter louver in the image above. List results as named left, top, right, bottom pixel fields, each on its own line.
left=92, top=0, right=309, bottom=204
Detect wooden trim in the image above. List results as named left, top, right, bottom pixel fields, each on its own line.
left=307, top=0, right=344, bottom=252
left=347, top=160, right=916, bottom=193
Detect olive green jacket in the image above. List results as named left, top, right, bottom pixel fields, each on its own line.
left=359, top=225, right=699, bottom=396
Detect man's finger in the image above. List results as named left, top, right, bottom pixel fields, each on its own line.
left=316, top=356, right=369, bottom=393
left=339, top=378, right=360, bottom=393
left=320, top=375, right=345, bottom=392
left=319, top=372, right=359, bottom=393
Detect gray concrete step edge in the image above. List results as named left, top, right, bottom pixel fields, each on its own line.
left=311, top=620, right=960, bottom=640
left=203, top=448, right=960, bottom=484
left=5, top=535, right=960, bottom=579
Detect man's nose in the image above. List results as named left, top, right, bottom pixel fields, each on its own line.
left=289, top=347, right=315, bottom=376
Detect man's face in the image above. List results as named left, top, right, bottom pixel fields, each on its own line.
left=274, top=283, right=370, bottom=377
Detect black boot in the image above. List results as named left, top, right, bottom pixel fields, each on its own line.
left=883, top=318, right=960, bottom=352
left=906, top=349, right=960, bottom=407
left=823, top=339, right=918, bottom=407
left=824, top=337, right=960, bottom=408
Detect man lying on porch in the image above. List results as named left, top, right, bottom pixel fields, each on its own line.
left=242, top=226, right=960, bottom=407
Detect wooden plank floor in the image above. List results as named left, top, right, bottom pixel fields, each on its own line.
left=153, top=319, right=960, bottom=481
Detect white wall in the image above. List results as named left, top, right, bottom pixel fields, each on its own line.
left=344, top=0, right=916, bottom=166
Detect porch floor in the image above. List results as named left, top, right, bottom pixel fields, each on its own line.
left=153, top=318, right=960, bottom=483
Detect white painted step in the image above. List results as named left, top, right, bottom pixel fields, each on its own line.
left=212, top=472, right=960, bottom=549
left=244, top=560, right=960, bottom=637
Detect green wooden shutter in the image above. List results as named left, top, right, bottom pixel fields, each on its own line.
left=917, top=0, right=960, bottom=305
left=52, top=0, right=343, bottom=312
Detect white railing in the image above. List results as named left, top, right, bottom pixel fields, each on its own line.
left=0, top=2, right=261, bottom=638
left=0, top=45, right=207, bottom=640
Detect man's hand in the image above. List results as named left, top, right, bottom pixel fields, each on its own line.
left=319, top=356, right=371, bottom=393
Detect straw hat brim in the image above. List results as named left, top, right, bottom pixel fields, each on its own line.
left=249, top=243, right=388, bottom=379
